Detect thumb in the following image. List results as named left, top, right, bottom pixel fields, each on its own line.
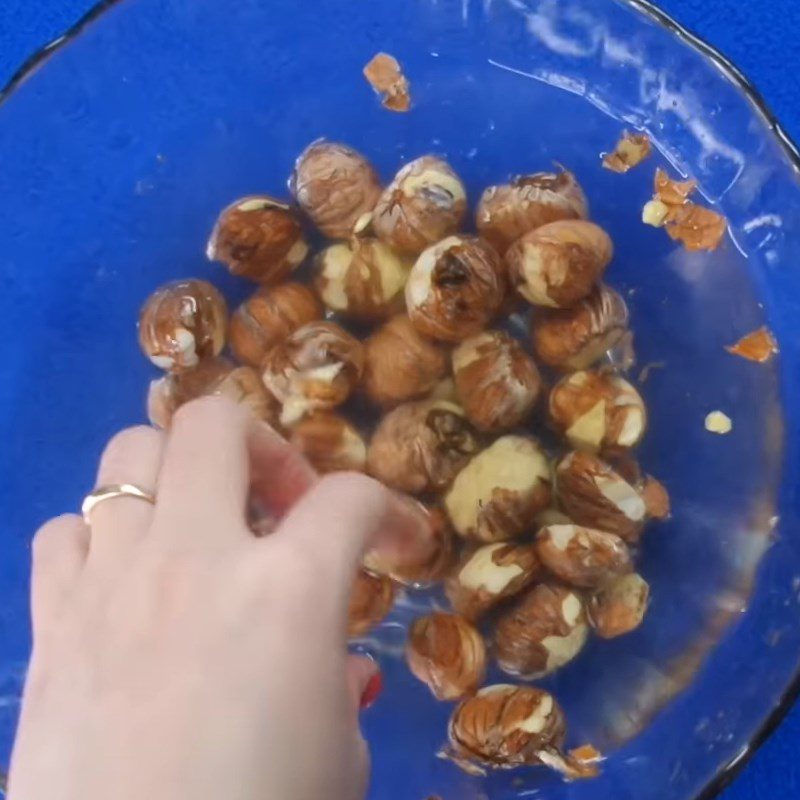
left=346, top=654, right=382, bottom=715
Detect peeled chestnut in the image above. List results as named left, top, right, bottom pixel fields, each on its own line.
left=495, top=583, right=589, bottom=679
left=138, top=279, right=227, bottom=372
left=314, top=237, right=411, bottom=321
left=288, top=412, right=367, bottom=474
left=291, top=141, right=382, bottom=239
left=206, top=195, right=309, bottom=284
left=535, top=524, right=632, bottom=588
left=555, top=451, right=647, bottom=542
left=452, top=331, right=542, bottom=432
left=587, top=572, right=650, bottom=638
left=147, top=357, right=278, bottom=428
left=549, top=369, right=646, bottom=452
left=446, top=685, right=567, bottom=774
left=506, top=220, right=613, bottom=308
left=405, top=236, right=505, bottom=342
left=348, top=569, right=396, bottom=638
left=445, top=541, right=541, bottom=620
left=530, top=283, right=629, bottom=370
left=363, top=315, right=448, bottom=409
left=444, top=436, right=551, bottom=543
left=366, top=400, right=481, bottom=494
left=364, top=506, right=456, bottom=586
left=476, top=169, right=589, bottom=253
left=229, top=283, right=322, bottom=367
left=372, top=155, right=467, bottom=255
left=261, top=321, right=364, bottom=427
left=406, top=612, right=487, bottom=701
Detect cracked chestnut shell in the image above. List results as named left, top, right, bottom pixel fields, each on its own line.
left=495, top=583, right=589, bottom=679
left=406, top=612, right=487, bottom=701
left=405, top=236, right=505, bottom=342
left=555, top=451, right=647, bottom=542
left=476, top=170, right=589, bottom=254
left=147, top=357, right=278, bottom=428
left=261, top=321, right=365, bottom=427
left=363, top=315, right=448, bottom=409
left=587, top=572, right=650, bottom=638
left=444, top=436, right=552, bottom=543
left=373, top=155, right=467, bottom=255
left=445, top=541, right=541, bottom=620
left=229, top=283, right=322, bottom=367
left=347, top=569, right=396, bottom=638
left=314, top=237, right=411, bottom=321
left=549, top=369, right=646, bottom=452
left=138, top=279, right=228, bottom=372
left=447, top=685, right=567, bottom=773
left=290, top=141, right=382, bottom=239
left=206, top=195, right=309, bottom=284
left=288, top=412, right=367, bottom=474
left=535, top=524, right=632, bottom=588
left=366, top=399, right=481, bottom=494
left=452, top=330, right=542, bottom=432
left=506, top=220, right=613, bottom=308
left=530, top=283, right=629, bottom=370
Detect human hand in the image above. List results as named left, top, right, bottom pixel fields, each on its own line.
left=8, top=397, right=430, bottom=800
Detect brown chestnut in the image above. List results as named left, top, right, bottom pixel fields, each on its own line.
left=138, top=279, right=227, bottom=372
left=206, top=195, right=309, bottom=284
left=288, top=412, right=367, bottom=474
left=290, top=141, right=382, bottom=239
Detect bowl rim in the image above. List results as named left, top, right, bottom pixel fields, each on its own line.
left=0, top=1, right=797, bottom=798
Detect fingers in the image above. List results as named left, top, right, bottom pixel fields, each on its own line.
left=346, top=654, right=382, bottom=716
left=155, top=396, right=318, bottom=545
left=31, top=514, right=89, bottom=633
left=272, top=472, right=431, bottom=590
left=155, top=397, right=252, bottom=539
left=87, top=426, right=164, bottom=564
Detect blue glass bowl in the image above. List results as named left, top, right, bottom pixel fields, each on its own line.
left=1, top=1, right=799, bottom=798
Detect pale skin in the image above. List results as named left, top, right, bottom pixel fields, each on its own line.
left=8, top=396, right=431, bottom=800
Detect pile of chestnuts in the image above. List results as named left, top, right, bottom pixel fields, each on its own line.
left=138, top=139, right=670, bottom=780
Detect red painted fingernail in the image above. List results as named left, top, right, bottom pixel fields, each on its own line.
left=360, top=671, right=383, bottom=710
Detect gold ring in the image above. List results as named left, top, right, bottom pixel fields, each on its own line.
left=82, top=483, right=156, bottom=523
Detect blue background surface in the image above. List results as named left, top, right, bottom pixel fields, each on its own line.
left=0, top=0, right=798, bottom=798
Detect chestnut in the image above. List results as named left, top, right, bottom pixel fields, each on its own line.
left=206, top=195, right=309, bottom=284
left=549, top=369, right=646, bottom=452
left=530, top=283, right=629, bottom=370
left=555, top=451, right=647, bottom=542
left=290, top=141, right=382, bottom=239
left=494, top=583, right=589, bottom=679
left=363, top=315, right=448, bottom=409
left=288, top=412, right=367, bottom=474
left=405, top=236, right=505, bottom=342
left=587, top=572, right=650, bottom=638
left=229, top=283, right=322, bottom=367
left=406, top=612, right=487, bottom=701
left=535, top=524, right=632, bottom=588
left=476, top=169, right=588, bottom=254
left=452, top=331, right=542, bottom=432
left=348, top=569, right=396, bottom=638
left=314, top=237, right=411, bottom=321
left=372, top=155, right=467, bottom=255
left=506, top=220, right=613, bottom=308
left=446, top=685, right=567, bottom=774
left=261, top=321, right=364, bottom=427
left=366, top=399, right=481, bottom=495
left=445, top=541, right=541, bottom=620
left=138, top=279, right=227, bottom=372
left=147, top=357, right=279, bottom=429
left=444, top=436, right=551, bottom=543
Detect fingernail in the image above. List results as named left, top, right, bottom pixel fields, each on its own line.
left=360, top=671, right=383, bottom=710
